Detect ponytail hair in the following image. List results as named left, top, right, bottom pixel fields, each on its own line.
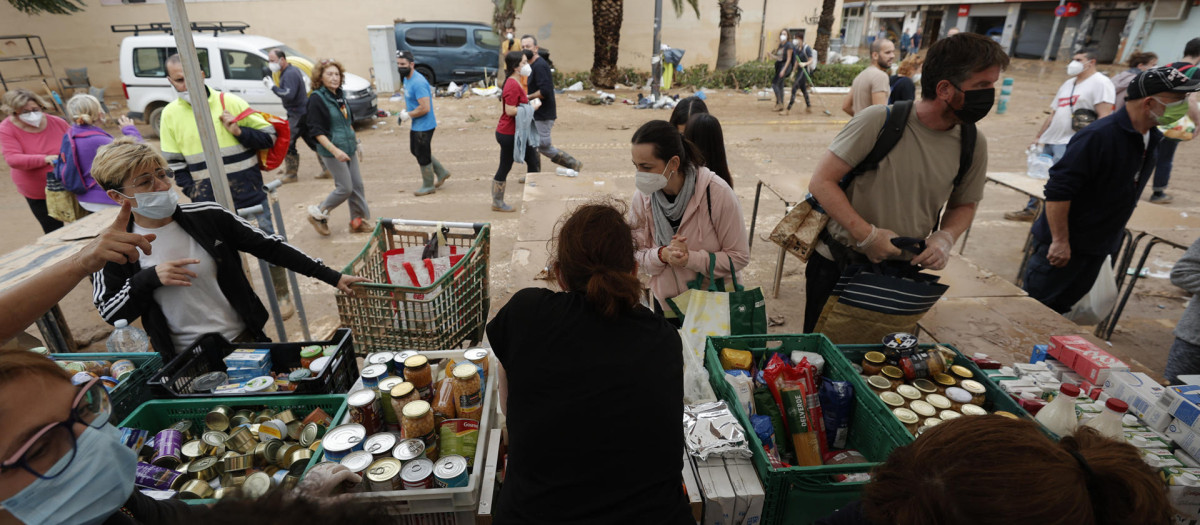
left=862, top=415, right=1174, bottom=525
left=631, top=120, right=704, bottom=174
left=503, top=51, right=524, bottom=78
left=550, top=199, right=643, bottom=318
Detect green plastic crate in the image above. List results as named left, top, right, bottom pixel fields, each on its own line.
left=838, top=343, right=1046, bottom=443
left=119, top=394, right=348, bottom=504
left=50, top=352, right=162, bottom=422
left=705, top=334, right=912, bottom=525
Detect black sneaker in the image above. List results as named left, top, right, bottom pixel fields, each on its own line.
left=1151, top=192, right=1174, bottom=204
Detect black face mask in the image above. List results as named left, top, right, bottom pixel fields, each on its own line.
left=398, top=67, right=411, bottom=80
left=952, top=85, right=995, bottom=123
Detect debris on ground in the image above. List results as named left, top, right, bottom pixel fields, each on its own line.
left=565, top=81, right=584, bottom=91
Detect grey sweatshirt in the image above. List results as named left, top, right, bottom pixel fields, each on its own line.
left=1172, top=237, right=1200, bottom=345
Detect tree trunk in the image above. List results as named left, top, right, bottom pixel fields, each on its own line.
left=492, top=0, right=516, bottom=34
left=716, top=0, right=740, bottom=70
left=814, top=0, right=838, bottom=64
left=591, top=0, right=624, bottom=88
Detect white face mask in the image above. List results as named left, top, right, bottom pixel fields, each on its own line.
left=780, top=34, right=788, bottom=42
left=792, top=39, right=801, bottom=48
left=913, top=73, right=922, bottom=83
left=506, top=32, right=514, bottom=40
left=635, top=162, right=675, bottom=195
left=268, top=62, right=281, bottom=73
left=519, top=64, right=532, bottom=77
left=176, top=90, right=189, bottom=102
left=1067, top=60, right=1085, bottom=76
left=17, top=111, right=43, bottom=126
left=130, top=189, right=179, bottom=219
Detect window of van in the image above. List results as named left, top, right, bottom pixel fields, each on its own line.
left=405, top=27, right=437, bottom=48
left=474, top=29, right=501, bottom=50
left=221, top=49, right=269, bottom=81
left=439, top=28, right=467, bottom=47
left=133, top=47, right=210, bottom=77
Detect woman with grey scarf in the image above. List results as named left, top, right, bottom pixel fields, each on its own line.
left=629, top=120, right=750, bottom=326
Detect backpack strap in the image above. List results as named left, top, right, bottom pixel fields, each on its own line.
left=955, top=122, right=976, bottom=187
left=838, top=100, right=912, bottom=190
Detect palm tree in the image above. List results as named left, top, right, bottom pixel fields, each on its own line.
left=716, top=0, right=741, bottom=70
left=492, top=0, right=526, bottom=34
left=814, top=0, right=837, bottom=63
left=7, top=0, right=82, bottom=14
left=590, top=0, right=699, bottom=89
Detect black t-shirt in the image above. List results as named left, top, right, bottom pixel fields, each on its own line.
left=486, top=288, right=692, bottom=525
left=103, top=490, right=191, bottom=525
left=527, top=57, right=557, bottom=121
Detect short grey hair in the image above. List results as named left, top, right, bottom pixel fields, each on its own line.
left=521, top=34, right=537, bottom=45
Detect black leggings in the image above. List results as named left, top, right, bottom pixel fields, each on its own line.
left=409, top=129, right=434, bottom=165
left=26, top=197, right=63, bottom=234
left=789, top=69, right=811, bottom=109
left=772, top=63, right=794, bottom=104
left=494, top=131, right=540, bottom=181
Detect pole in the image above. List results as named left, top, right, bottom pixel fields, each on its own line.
left=1042, top=0, right=1066, bottom=61
left=652, top=0, right=663, bottom=100
left=165, top=0, right=235, bottom=211
left=757, top=0, right=769, bottom=60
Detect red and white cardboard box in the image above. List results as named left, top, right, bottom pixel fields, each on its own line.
left=1059, top=338, right=1129, bottom=384
left=1048, top=335, right=1088, bottom=368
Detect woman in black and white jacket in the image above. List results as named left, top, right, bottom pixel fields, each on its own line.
left=89, top=137, right=366, bottom=359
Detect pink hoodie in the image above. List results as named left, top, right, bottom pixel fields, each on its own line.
left=630, top=166, right=751, bottom=309
left=0, top=115, right=69, bottom=199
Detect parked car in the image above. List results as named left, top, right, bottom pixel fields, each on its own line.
left=394, top=21, right=502, bottom=86
left=118, top=29, right=377, bottom=135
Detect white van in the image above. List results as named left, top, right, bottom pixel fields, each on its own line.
left=117, top=27, right=377, bottom=135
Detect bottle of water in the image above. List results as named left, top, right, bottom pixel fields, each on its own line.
left=556, top=167, right=579, bottom=177
left=1027, top=147, right=1052, bottom=180
left=107, top=319, right=150, bottom=353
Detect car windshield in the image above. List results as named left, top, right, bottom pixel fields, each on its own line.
left=474, top=29, right=501, bottom=50
left=261, top=45, right=313, bottom=63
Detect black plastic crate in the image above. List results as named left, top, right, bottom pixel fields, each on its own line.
left=147, top=328, right=356, bottom=397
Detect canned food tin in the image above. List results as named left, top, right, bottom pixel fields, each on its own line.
left=464, top=348, right=490, bottom=376
left=433, top=455, right=469, bottom=488
left=300, top=345, right=322, bottom=369
left=226, top=426, right=257, bottom=454
left=169, top=420, right=196, bottom=441
left=245, top=376, right=277, bottom=393
left=274, top=409, right=297, bottom=424
left=174, top=461, right=189, bottom=474
left=287, top=420, right=302, bottom=441
left=260, top=419, right=288, bottom=441
left=366, top=352, right=395, bottom=367
left=187, top=456, right=221, bottom=482
left=284, top=448, right=313, bottom=471
left=224, top=453, right=253, bottom=472
left=299, top=422, right=324, bottom=448
left=361, top=364, right=390, bottom=389
left=135, top=461, right=183, bottom=491
left=242, top=472, right=273, bottom=499
left=348, top=389, right=384, bottom=435
left=288, top=369, right=312, bottom=383
left=179, top=479, right=214, bottom=500
left=256, top=409, right=278, bottom=424
left=363, top=432, right=398, bottom=457
left=896, top=384, right=921, bottom=401
left=323, top=424, right=366, bottom=462
left=281, top=474, right=302, bottom=491
left=191, top=371, right=228, bottom=393
left=310, top=356, right=331, bottom=375
left=201, top=431, right=228, bottom=455
left=181, top=440, right=204, bottom=459
left=393, top=350, right=419, bottom=376
left=366, top=458, right=404, bottom=492
left=221, top=472, right=247, bottom=489
left=231, top=409, right=254, bottom=428
left=340, top=450, right=375, bottom=477
left=205, top=405, right=233, bottom=432
left=392, top=438, right=426, bottom=462
left=960, top=404, right=988, bottom=416
left=867, top=375, right=893, bottom=393
left=301, top=407, right=333, bottom=428
left=111, top=359, right=136, bottom=382
left=959, top=379, right=987, bottom=406
left=152, top=429, right=183, bottom=469
left=275, top=444, right=301, bottom=467
left=439, top=419, right=479, bottom=467
left=400, top=458, right=435, bottom=489
left=264, top=440, right=285, bottom=466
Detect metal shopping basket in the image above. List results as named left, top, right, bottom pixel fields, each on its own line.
left=337, top=219, right=490, bottom=356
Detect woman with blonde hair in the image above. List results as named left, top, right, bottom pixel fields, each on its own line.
left=0, top=88, right=70, bottom=233
left=59, top=93, right=143, bottom=212
left=888, top=53, right=924, bottom=104
left=304, top=58, right=371, bottom=236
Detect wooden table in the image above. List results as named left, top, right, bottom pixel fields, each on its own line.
left=928, top=254, right=1028, bottom=299
left=0, top=207, right=119, bottom=352
left=518, top=172, right=631, bottom=243
left=507, top=240, right=555, bottom=295
left=747, top=173, right=811, bottom=298
left=917, top=296, right=1090, bottom=364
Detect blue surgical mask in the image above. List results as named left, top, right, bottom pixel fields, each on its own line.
left=132, top=189, right=179, bottom=220
left=1, top=425, right=137, bottom=525
left=635, top=163, right=674, bottom=195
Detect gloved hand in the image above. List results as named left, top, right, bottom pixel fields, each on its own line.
left=399, top=110, right=410, bottom=122
left=294, top=462, right=361, bottom=498
left=858, top=225, right=902, bottom=264
left=530, top=98, right=542, bottom=110
left=262, top=77, right=274, bottom=89
left=911, top=230, right=955, bottom=270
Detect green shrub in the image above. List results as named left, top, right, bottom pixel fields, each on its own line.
left=549, top=58, right=868, bottom=91
left=810, top=63, right=869, bottom=87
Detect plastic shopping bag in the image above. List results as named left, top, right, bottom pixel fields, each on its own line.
left=679, top=329, right=717, bottom=405
left=1065, top=256, right=1117, bottom=325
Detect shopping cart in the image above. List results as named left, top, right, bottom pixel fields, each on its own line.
left=337, top=219, right=490, bottom=356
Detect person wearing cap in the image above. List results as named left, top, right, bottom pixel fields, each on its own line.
left=1146, top=37, right=1200, bottom=204
left=395, top=50, right=452, bottom=196
left=1023, top=66, right=1200, bottom=313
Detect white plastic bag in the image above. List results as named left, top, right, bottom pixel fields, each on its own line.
left=679, top=330, right=717, bottom=405
left=1065, top=256, right=1118, bottom=325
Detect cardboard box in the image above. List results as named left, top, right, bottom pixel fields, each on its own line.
left=1104, top=371, right=1171, bottom=432
left=1168, top=421, right=1200, bottom=460
left=682, top=452, right=704, bottom=523
left=1029, top=344, right=1049, bottom=364
left=1048, top=335, right=1090, bottom=368
left=696, top=457, right=735, bottom=525
left=1072, top=346, right=1130, bottom=385
left=725, top=458, right=764, bottom=525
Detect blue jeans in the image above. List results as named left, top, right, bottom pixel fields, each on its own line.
left=1024, top=144, right=1068, bottom=211
left=1165, top=337, right=1200, bottom=384
left=249, top=205, right=275, bottom=236
left=1154, top=138, right=1178, bottom=192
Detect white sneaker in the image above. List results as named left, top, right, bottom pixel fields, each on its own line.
left=307, top=205, right=329, bottom=221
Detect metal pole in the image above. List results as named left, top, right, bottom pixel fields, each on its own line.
left=652, top=0, right=663, bottom=100
left=758, top=0, right=769, bottom=60
left=264, top=179, right=311, bottom=340
left=1042, top=0, right=1066, bottom=61
left=165, top=0, right=235, bottom=210
left=237, top=204, right=287, bottom=342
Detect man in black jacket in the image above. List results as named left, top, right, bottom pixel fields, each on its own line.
left=521, top=35, right=583, bottom=173
left=1024, top=67, right=1200, bottom=312
left=268, top=48, right=328, bottom=183
left=88, top=138, right=366, bottom=358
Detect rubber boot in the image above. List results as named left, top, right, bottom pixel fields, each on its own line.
left=414, top=164, right=437, bottom=196
left=280, top=153, right=299, bottom=183
left=269, top=265, right=295, bottom=320
left=431, top=156, right=452, bottom=188
left=492, top=180, right=515, bottom=212
left=550, top=151, right=584, bottom=171
left=316, top=155, right=332, bottom=179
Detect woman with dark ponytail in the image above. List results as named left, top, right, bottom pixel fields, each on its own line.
left=817, top=415, right=1175, bottom=525
left=629, top=119, right=749, bottom=325
left=491, top=50, right=540, bottom=212
left=485, top=199, right=693, bottom=525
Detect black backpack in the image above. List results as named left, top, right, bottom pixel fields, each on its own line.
left=840, top=100, right=976, bottom=193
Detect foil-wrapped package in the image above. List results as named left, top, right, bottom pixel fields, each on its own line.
left=683, top=401, right=753, bottom=459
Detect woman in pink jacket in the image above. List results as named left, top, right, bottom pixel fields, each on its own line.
left=629, top=120, right=750, bottom=325
left=0, top=88, right=70, bottom=233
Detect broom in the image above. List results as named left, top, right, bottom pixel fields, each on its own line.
left=801, top=67, right=833, bottom=116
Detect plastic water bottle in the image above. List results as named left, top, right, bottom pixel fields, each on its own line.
left=556, top=167, right=579, bottom=177
left=1027, top=146, right=1052, bottom=180
left=107, top=319, right=150, bottom=353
